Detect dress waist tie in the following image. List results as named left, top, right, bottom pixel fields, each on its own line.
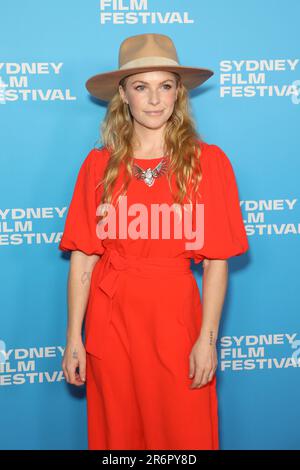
left=84, top=247, right=192, bottom=359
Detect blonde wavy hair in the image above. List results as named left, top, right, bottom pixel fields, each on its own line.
left=95, top=72, right=204, bottom=222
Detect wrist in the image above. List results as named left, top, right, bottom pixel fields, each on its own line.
left=198, top=329, right=218, bottom=345
left=67, top=331, right=83, bottom=344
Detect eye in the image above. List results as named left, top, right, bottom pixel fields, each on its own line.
left=134, top=84, right=172, bottom=91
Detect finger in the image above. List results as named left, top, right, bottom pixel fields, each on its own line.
left=208, top=368, right=216, bottom=382
left=189, top=355, right=195, bottom=379
left=73, top=369, right=84, bottom=387
left=204, top=370, right=213, bottom=385
left=67, top=364, right=77, bottom=384
left=64, top=369, right=70, bottom=383
left=195, top=368, right=211, bottom=388
left=78, top=362, right=86, bottom=383
left=191, top=367, right=205, bottom=388
left=62, top=362, right=69, bottom=383
left=203, top=367, right=215, bottom=385
left=74, top=366, right=83, bottom=382
left=198, top=369, right=208, bottom=387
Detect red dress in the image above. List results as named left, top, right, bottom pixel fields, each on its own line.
left=58, top=140, right=249, bottom=450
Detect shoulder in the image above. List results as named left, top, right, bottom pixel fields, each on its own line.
left=194, top=140, right=240, bottom=192
left=197, top=139, right=231, bottom=164
left=196, top=139, right=235, bottom=175
left=83, top=145, right=110, bottom=165
left=80, top=145, right=110, bottom=180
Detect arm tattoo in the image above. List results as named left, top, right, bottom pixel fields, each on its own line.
left=81, top=271, right=91, bottom=285
left=72, top=348, right=78, bottom=359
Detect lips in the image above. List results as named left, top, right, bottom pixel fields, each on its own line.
left=145, top=110, right=164, bottom=115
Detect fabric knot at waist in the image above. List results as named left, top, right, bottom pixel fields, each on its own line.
left=98, top=247, right=191, bottom=297
left=85, top=247, right=192, bottom=360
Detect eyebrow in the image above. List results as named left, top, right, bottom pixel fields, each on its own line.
left=130, top=79, right=175, bottom=85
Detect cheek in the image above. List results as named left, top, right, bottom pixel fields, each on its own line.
left=165, top=90, right=177, bottom=106
left=128, top=94, right=146, bottom=112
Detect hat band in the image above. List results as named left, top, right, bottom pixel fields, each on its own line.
left=119, top=56, right=180, bottom=70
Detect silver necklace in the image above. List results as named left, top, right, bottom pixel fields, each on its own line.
left=132, top=157, right=169, bottom=187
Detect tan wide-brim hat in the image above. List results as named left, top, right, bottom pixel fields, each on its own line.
left=85, top=33, right=214, bottom=102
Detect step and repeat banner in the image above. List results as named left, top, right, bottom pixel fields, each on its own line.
left=1, top=0, right=299, bottom=450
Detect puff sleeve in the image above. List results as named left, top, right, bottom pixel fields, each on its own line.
left=192, top=144, right=249, bottom=263
left=58, top=149, right=105, bottom=256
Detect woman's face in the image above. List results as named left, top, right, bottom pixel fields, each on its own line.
left=119, top=70, right=179, bottom=130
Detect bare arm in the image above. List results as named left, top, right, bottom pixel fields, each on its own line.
left=66, top=250, right=100, bottom=342
left=189, top=259, right=228, bottom=389
left=62, top=250, right=100, bottom=386
left=198, top=258, right=228, bottom=344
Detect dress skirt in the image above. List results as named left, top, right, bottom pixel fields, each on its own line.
left=85, top=247, right=219, bottom=450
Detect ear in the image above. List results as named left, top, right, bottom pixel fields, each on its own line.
left=118, top=85, right=126, bottom=103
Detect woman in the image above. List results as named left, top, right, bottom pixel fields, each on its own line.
left=59, top=33, right=249, bottom=450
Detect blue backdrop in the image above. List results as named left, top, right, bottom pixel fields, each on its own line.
left=1, top=0, right=299, bottom=450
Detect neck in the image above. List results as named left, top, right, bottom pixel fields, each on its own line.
left=132, top=121, right=166, bottom=156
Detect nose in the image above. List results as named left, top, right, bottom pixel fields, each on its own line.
left=148, top=90, right=160, bottom=105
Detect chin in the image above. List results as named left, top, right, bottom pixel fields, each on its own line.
left=144, top=121, right=167, bottom=130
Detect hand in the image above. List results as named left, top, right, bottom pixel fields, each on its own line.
left=62, top=339, right=86, bottom=386
left=188, top=337, right=218, bottom=389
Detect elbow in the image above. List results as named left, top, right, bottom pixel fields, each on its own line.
left=202, top=258, right=210, bottom=270
left=71, top=250, right=100, bottom=270
left=202, top=258, right=228, bottom=270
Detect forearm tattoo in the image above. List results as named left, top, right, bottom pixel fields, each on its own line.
left=209, top=330, right=215, bottom=346
left=81, top=271, right=91, bottom=285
